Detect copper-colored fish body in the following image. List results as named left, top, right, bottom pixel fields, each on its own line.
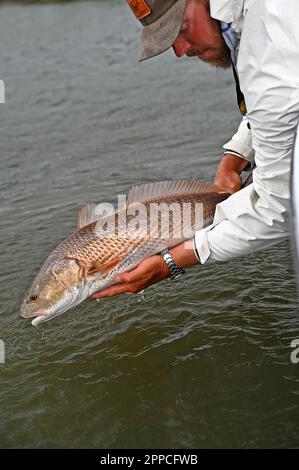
left=20, top=180, right=230, bottom=326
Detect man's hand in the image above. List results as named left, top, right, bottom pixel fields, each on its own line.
left=90, top=240, right=199, bottom=300
left=214, top=153, right=249, bottom=193
left=90, top=156, right=249, bottom=302
left=90, top=255, right=170, bottom=300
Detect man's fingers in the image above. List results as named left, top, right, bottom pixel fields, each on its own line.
left=90, top=283, right=140, bottom=299
left=114, top=265, right=145, bottom=284
left=90, top=256, right=162, bottom=300
left=90, top=286, right=128, bottom=299
left=113, top=272, right=132, bottom=284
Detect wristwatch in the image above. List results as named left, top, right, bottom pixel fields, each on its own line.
left=160, top=248, right=186, bottom=281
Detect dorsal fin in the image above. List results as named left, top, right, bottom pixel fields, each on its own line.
left=77, top=203, right=98, bottom=230
left=77, top=203, right=115, bottom=230
left=126, top=180, right=227, bottom=206
left=77, top=180, right=229, bottom=229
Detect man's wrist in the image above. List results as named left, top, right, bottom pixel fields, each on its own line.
left=160, top=249, right=186, bottom=280
left=159, top=239, right=201, bottom=281
left=169, top=240, right=200, bottom=269
left=192, top=238, right=201, bottom=263
left=158, top=254, right=172, bottom=278
left=220, top=153, right=250, bottom=173
left=214, top=153, right=249, bottom=193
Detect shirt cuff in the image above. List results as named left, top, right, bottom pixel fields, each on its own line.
left=194, top=228, right=212, bottom=265
left=223, top=116, right=255, bottom=166
left=192, top=237, right=201, bottom=263
left=223, top=143, right=255, bottom=166
left=223, top=151, right=252, bottom=170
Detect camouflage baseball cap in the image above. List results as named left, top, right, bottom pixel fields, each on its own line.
left=127, top=0, right=187, bottom=61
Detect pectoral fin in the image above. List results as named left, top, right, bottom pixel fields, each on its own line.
left=87, top=256, right=122, bottom=275
left=68, top=255, right=122, bottom=278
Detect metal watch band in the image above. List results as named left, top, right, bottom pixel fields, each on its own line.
left=160, top=248, right=185, bottom=280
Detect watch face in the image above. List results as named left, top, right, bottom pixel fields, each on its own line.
left=161, top=249, right=185, bottom=280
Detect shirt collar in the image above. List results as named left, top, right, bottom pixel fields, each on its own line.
left=210, top=0, right=246, bottom=34
left=221, top=21, right=238, bottom=64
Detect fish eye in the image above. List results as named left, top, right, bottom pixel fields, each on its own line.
left=29, top=294, right=38, bottom=302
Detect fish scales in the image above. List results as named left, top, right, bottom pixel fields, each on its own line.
left=20, top=180, right=230, bottom=326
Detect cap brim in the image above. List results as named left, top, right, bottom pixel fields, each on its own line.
left=138, top=0, right=187, bottom=62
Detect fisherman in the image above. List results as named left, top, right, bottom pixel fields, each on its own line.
left=91, top=0, right=299, bottom=300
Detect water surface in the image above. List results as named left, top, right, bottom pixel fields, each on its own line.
left=0, top=0, right=298, bottom=449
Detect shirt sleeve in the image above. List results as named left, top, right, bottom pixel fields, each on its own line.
left=194, top=0, right=299, bottom=264
left=223, top=116, right=255, bottom=167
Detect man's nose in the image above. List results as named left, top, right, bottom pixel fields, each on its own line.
left=172, top=36, right=191, bottom=57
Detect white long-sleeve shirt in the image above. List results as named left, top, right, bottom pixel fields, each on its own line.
left=223, top=116, right=255, bottom=167
left=194, top=0, right=299, bottom=263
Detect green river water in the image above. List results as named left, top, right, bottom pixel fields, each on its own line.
left=0, top=0, right=298, bottom=449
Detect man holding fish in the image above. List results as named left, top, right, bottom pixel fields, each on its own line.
left=89, top=0, right=299, bottom=299
left=20, top=0, right=299, bottom=325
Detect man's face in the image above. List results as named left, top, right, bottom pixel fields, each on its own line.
left=172, top=0, right=231, bottom=68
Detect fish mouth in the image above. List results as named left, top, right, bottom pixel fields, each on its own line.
left=20, top=309, right=51, bottom=327
left=20, top=310, right=49, bottom=319
left=19, top=309, right=60, bottom=327
left=31, top=315, right=50, bottom=327
left=30, top=306, right=70, bottom=327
